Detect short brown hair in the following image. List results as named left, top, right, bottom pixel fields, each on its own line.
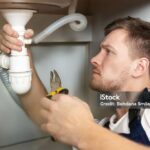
left=104, top=16, right=150, bottom=60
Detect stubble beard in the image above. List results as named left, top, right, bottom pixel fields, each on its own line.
left=90, top=70, right=129, bottom=92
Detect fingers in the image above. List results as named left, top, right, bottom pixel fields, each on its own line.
left=3, top=24, right=18, bottom=37
left=41, top=97, right=55, bottom=111
left=40, top=109, right=50, bottom=122
left=52, top=93, right=72, bottom=101
left=24, top=29, right=34, bottom=45
left=41, top=123, right=48, bottom=132
left=51, top=94, right=61, bottom=101
left=0, top=24, right=34, bottom=53
left=41, top=123, right=52, bottom=133
left=3, top=33, right=23, bottom=46
left=1, top=36, right=22, bottom=51
left=40, top=98, right=55, bottom=133
left=1, top=24, right=21, bottom=53
left=0, top=44, right=10, bottom=53
left=24, top=29, right=34, bottom=38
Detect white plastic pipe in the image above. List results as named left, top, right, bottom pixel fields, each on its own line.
left=0, top=53, right=10, bottom=69
left=0, top=9, right=35, bottom=94
left=33, top=13, right=87, bottom=44
left=68, top=0, right=80, bottom=31
left=0, top=9, right=87, bottom=94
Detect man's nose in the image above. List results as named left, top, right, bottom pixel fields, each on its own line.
left=90, top=51, right=104, bottom=66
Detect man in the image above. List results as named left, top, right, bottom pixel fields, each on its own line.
left=0, top=16, right=150, bottom=149
left=40, top=16, right=150, bottom=146
left=89, top=16, right=150, bottom=145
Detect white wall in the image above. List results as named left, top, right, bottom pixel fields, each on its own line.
left=31, top=43, right=89, bottom=101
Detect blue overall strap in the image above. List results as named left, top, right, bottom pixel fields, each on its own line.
left=121, top=109, right=150, bottom=146
left=103, top=88, right=150, bottom=146
left=121, top=88, right=150, bottom=146
left=103, top=120, right=110, bottom=129
left=128, top=88, right=150, bottom=128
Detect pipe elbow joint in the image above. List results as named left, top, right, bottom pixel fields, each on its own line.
left=69, top=13, right=88, bottom=31
left=9, top=71, right=32, bottom=95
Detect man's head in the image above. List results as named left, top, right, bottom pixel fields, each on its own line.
left=90, top=16, right=150, bottom=92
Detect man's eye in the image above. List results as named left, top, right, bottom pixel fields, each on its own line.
left=106, top=49, right=115, bottom=55
left=106, top=49, right=111, bottom=54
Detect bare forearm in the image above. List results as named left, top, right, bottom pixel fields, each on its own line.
left=0, top=26, right=44, bottom=125
left=77, top=123, right=149, bottom=150
left=18, top=50, right=47, bottom=126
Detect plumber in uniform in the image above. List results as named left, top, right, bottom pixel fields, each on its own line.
left=0, top=16, right=150, bottom=149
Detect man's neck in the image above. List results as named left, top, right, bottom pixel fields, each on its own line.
left=115, top=108, right=128, bottom=121
left=114, top=86, right=149, bottom=121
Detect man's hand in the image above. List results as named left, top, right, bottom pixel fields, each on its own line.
left=0, top=24, right=34, bottom=53
left=40, top=94, right=94, bottom=147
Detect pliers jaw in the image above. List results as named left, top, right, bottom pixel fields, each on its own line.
left=50, top=69, right=62, bottom=92
left=47, top=69, right=69, bottom=99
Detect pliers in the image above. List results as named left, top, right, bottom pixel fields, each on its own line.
left=46, top=69, right=69, bottom=141
left=47, top=70, right=69, bottom=99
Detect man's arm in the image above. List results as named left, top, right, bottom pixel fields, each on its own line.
left=1, top=24, right=149, bottom=150
left=18, top=50, right=47, bottom=125
left=40, top=94, right=150, bottom=150
left=77, top=122, right=149, bottom=150
left=0, top=24, right=47, bottom=126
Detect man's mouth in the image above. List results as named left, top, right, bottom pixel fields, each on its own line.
left=92, top=69, right=101, bottom=75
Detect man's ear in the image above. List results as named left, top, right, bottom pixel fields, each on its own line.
left=131, top=58, right=149, bottom=78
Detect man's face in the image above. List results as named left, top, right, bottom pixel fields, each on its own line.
left=90, top=29, right=134, bottom=92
